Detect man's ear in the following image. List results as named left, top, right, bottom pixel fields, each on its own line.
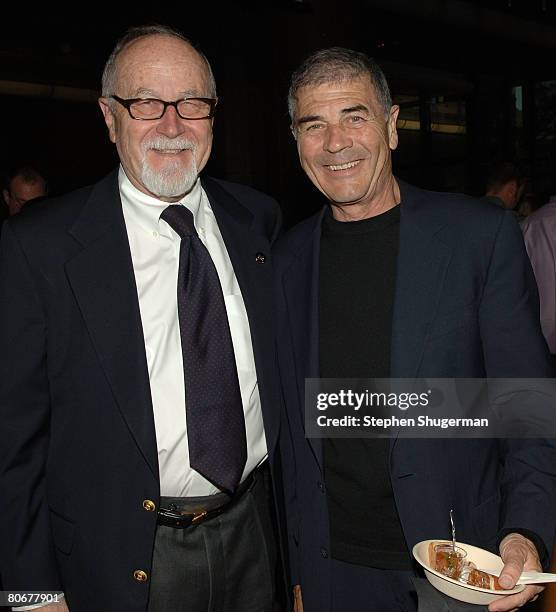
left=388, top=105, right=400, bottom=151
left=98, top=98, right=118, bottom=144
left=290, top=124, right=298, bottom=141
left=2, top=188, right=9, bottom=203
left=499, top=180, right=518, bottom=207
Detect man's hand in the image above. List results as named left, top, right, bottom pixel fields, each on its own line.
left=29, top=601, right=69, bottom=612
left=488, top=533, right=543, bottom=611
left=293, top=584, right=303, bottom=612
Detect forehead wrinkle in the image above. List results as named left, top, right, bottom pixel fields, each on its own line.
left=132, top=87, right=203, bottom=99
left=341, top=104, right=370, bottom=115
left=126, top=58, right=204, bottom=78
left=121, top=64, right=207, bottom=89
left=116, top=39, right=210, bottom=97
left=296, top=114, right=324, bottom=125
left=296, top=77, right=383, bottom=114
left=296, top=104, right=371, bottom=127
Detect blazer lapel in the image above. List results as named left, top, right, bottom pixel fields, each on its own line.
left=202, top=177, right=281, bottom=454
left=65, top=171, right=158, bottom=481
left=281, top=209, right=325, bottom=470
left=391, top=181, right=453, bottom=378
left=390, top=181, right=452, bottom=457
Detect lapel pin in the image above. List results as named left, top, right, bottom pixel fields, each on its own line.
left=255, top=252, right=266, bottom=264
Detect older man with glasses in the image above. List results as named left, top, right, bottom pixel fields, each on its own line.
left=0, top=25, right=285, bottom=612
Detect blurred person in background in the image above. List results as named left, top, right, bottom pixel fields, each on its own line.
left=522, top=192, right=556, bottom=612
left=482, top=161, right=525, bottom=211
left=2, top=165, right=47, bottom=216
left=522, top=192, right=556, bottom=362
left=515, top=191, right=546, bottom=223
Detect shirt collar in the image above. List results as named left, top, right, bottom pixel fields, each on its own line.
left=118, top=165, right=204, bottom=238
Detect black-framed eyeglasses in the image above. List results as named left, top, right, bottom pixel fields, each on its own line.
left=110, top=95, right=217, bottom=120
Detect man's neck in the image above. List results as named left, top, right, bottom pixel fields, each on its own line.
left=330, top=176, right=400, bottom=222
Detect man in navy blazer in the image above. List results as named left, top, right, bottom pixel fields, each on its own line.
left=0, top=25, right=286, bottom=612
left=275, top=47, right=556, bottom=612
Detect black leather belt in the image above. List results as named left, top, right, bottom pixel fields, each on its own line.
left=157, top=468, right=257, bottom=529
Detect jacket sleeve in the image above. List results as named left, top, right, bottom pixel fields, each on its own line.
left=478, top=211, right=556, bottom=566
left=277, top=354, right=301, bottom=587
left=0, top=221, right=63, bottom=591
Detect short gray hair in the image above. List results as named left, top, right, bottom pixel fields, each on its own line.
left=101, top=24, right=217, bottom=103
left=6, top=165, right=47, bottom=192
left=288, top=47, right=392, bottom=121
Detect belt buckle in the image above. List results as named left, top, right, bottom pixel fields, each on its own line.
left=191, top=509, right=208, bottom=523
left=173, top=508, right=207, bottom=528
left=158, top=506, right=207, bottom=528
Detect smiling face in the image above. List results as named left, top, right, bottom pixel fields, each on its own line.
left=292, top=76, right=400, bottom=220
left=99, top=34, right=214, bottom=202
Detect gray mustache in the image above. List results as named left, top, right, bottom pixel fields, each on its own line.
left=143, top=137, right=197, bottom=152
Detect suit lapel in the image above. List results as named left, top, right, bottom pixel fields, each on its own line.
left=391, top=181, right=453, bottom=378
left=281, top=209, right=325, bottom=470
left=202, top=177, right=281, bottom=454
left=65, top=171, right=159, bottom=481
left=390, top=181, right=452, bottom=456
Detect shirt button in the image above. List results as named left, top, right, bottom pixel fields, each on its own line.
left=317, top=481, right=325, bottom=493
left=152, top=231, right=159, bottom=238
left=320, top=547, right=329, bottom=558
left=142, top=499, right=156, bottom=512
left=133, top=570, right=148, bottom=582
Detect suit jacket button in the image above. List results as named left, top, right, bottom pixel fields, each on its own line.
left=320, top=547, right=328, bottom=558
left=255, top=252, right=266, bottom=264
left=133, top=570, right=148, bottom=582
left=143, top=499, right=156, bottom=512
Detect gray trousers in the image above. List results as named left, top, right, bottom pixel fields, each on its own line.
left=147, top=466, right=277, bottom=612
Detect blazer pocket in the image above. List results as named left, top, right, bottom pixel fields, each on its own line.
left=49, top=509, right=75, bottom=555
left=427, top=304, right=477, bottom=340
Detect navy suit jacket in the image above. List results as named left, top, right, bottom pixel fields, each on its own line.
left=275, top=180, right=556, bottom=612
left=0, top=170, right=286, bottom=611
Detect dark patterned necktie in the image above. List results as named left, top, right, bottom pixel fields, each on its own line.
left=160, top=205, right=247, bottom=493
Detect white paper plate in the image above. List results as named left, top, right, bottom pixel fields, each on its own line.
left=412, top=540, right=525, bottom=605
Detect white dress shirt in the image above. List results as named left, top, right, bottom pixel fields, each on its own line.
left=119, top=166, right=267, bottom=496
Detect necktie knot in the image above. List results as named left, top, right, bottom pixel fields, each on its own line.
left=161, top=205, right=197, bottom=238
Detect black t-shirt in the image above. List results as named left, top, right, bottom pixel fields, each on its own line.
left=319, top=204, right=412, bottom=570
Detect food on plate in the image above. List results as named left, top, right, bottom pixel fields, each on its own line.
left=431, top=543, right=466, bottom=579
left=428, top=542, right=505, bottom=590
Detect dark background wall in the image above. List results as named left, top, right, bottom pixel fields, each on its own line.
left=1, top=0, right=555, bottom=228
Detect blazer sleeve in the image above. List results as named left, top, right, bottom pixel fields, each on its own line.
left=276, top=353, right=301, bottom=586
left=478, top=211, right=556, bottom=566
left=0, top=222, right=63, bottom=591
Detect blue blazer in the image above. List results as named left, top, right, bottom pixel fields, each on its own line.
left=0, top=170, right=287, bottom=611
left=275, top=180, right=556, bottom=612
